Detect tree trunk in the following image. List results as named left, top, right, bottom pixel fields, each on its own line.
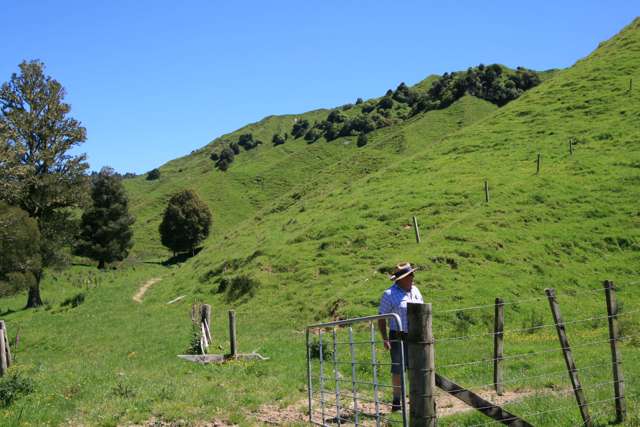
left=98, top=259, right=105, bottom=269
left=26, top=272, right=44, bottom=308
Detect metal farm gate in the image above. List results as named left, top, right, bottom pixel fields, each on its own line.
left=305, top=314, right=409, bottom=426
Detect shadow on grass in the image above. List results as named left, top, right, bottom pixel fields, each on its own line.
left=161, top=247, right=203, bottom=266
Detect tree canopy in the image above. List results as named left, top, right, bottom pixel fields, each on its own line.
left=0, top=60, right=89, bottom=307
left=159, top=190, right=212, bottom=256
left=75, top=168, right=135, bottom=269
left=0, top=203, right=41, bottom=296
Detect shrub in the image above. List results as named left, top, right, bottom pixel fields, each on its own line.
left=357, top=133, right=368, bottom=147
left=272, top=133, right=286, bottom=146
left=146, top=168, right=160, bottom=181
left=225, top=275, right=260, bottom=301
left=304, top=128, right=321, bottom=143
left=327, top=110, right=346, bottom=123
left=355, top=97, right=364, bottom=105
left=377, top=96, right=394, bottom=110
left=230, top=142, right=240, bottom=155
left=209, top=152, right=219, bottom=161
left=0, top=373, right=35, bottom=407
left=61, top=292, right=86, bottom=308
left=292, top=119, right=310, bottom=138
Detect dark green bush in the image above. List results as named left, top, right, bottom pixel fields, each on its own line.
left=146, top=168, right=160, bottom=181
left=357, top=134, right=368, bottom=147
left=225, top=275, right=260, bottom=301
left=61, top=292, right=85, bottom=308
left=0, top=373, right=35, bottom=407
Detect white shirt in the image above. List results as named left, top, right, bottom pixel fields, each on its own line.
left=378, top=283, right=424, bottom=332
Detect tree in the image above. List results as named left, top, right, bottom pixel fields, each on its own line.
left=0, top=60, right=89, bottom=308
left=75, top=168, right=135, bottom=269
left=272, top=133, right=286, bottom=146
left=357, top=133, right=368, bottom=147
left=146, top=168, right=160, bottom=180
left=0, top=203, right=41, bottom=296
left=159, top=190, right=212, bottom=256
left=216, top=147, right=235, bottom=171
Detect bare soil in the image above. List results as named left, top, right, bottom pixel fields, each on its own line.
left=132, top=277, right=162, bottom=303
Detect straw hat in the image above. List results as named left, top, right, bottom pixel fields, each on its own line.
left=390, top=262, right=417, bottom=281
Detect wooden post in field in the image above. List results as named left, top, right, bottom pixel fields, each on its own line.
left=536, top=153, right=541, bottom=175
left=412, top=216, right=421, bottom=244
left=228, top=310, right=238, bottom=358
left=0, top=322, right=10, bottom=367
left=484, top=180, right=490, bottom=203
left=493, top=298, right=504, bottom=396
left=408, top=303, right=436, bottom=427
left=545, top=288, right=591, bottom=426
left=630, top=78, right=633, bottom=93
left=0, top=324, right=6, bottom=376
left=569, top=138, right=574, bottom=155
left=604, top=280, right=626, bottom=422
left=200, top=304, right=212, bottom=343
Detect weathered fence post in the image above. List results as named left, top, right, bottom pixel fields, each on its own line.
left=408, top=302, right=436, bottom=427
left=412, top=216, right=421, bottom=244
left=200, top=304, right=212, bottom=343
left=604, top=280, right=626, bottom=422
left=0, top=324, right=6, bottom=376
left=545, top=288, right=591, bottom=426
left=493, top=298, right=504, bottom=396
left=0, top=321, right=10, bottom=367
left=630, top=78, right=633, bottom=93
left=536, top=153, right=541, bottom=175
left=484, top=180, right=490, bottom=203
left=228, top=310, right=238, bottom=358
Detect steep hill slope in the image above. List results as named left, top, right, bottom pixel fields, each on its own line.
left=0, top=18, right=638, bottom=427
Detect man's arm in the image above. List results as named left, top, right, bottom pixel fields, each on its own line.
left=378, top=318, right=391, bottom=350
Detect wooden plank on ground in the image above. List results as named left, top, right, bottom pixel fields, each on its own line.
left=435, top=374, right=533, bottom=427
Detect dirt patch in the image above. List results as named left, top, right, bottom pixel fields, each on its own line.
left=254, top=387, right=547, bottom=425
left=132, top=277, right=162, bottom=303
left=125, top=418, right=237, bottom=427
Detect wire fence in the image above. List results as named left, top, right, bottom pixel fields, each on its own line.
left=305, top=282, right=638, bottom=426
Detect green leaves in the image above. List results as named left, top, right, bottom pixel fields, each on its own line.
left=159, top=189, right=212, bottom=255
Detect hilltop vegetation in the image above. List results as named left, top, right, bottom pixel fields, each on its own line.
left=0, top=17, right=639, bottom=426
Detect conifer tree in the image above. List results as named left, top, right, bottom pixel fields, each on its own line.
left=159, top=190, right=212, bottom=256
left=75, top=168, right=135, bottom=269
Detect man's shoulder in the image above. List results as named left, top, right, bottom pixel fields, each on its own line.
left=382, top=284, right=398, bottom=294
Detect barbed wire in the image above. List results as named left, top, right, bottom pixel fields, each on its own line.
left=438, top=335, right=638, bottom=369
left=439, top=361, right=612, bottom=393
left=436, top=309, right=640, bottom=342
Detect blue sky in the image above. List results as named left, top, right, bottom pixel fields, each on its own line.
left=2, top=2, right=637, bottom=174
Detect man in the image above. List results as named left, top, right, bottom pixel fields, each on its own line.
left=377, top=262, right=424, bottom=411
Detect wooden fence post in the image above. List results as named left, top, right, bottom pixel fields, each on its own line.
left=412, top=216, right=421, bottom=244
left=0, top=324, right=6, bottom=376
left=604, top=280, right=626, bottom=422
left=408, top=303, right=436, bottom=427
left=200, top=304, right=212, bottom=343
left=569, top=138, right=574, bottom=155
left=493, top=298, right=504, bottom=396
left=484, top=180, right=490, bottom=203
left=630, top=78, right=633, bottom=93
left=228, top=310, right=238, bottom=358
left=536, top=153, right=541, bottom=175
left=0, top=321, right=10, bottom=368
left=545, top=288, right=591, bottom=426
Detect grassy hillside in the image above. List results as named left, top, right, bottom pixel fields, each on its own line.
left=0, top=18, right=639, bottom=427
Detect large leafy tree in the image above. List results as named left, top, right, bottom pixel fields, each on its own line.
left=0, top=60, right=89, bottom=307
left=0, top=203, right=41, bottom=296
left=159, top=190, right=212, bottom=256
left=75, top=167, right=135, bottom=269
